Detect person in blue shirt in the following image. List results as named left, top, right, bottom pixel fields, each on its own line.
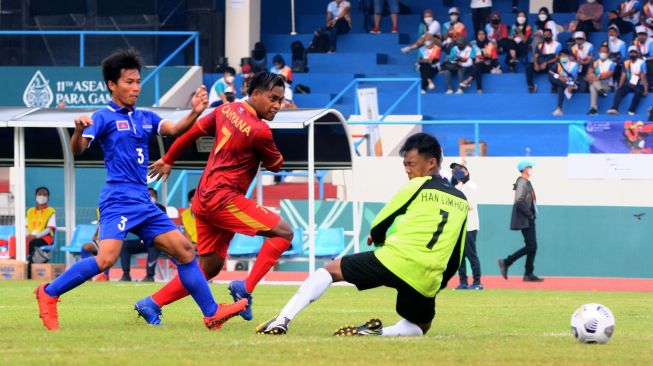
left=34, top=48, right=247, bottom=331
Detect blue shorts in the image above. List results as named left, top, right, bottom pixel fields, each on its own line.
left=374, top=0, right=399, bottom=14
left=97, top=184, right=177, bottom=246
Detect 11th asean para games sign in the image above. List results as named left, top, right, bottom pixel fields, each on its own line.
left=0, top=67, right=186, bottom=108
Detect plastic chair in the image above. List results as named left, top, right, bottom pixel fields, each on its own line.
left=228, top=234, right=264, bottom=257
left=60, top=224, right=98, bottom=255
left=0, top=225, right=15, bottom=256
left=39, top=228, right=58, bottom=253
left=282, top=228, right=304, bottom=258
left=314, top=227, right=345, bottom=259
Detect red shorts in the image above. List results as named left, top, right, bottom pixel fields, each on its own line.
left=194, top=194, right=280, bottom=258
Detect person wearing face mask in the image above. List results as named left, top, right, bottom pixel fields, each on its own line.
left=549, top=49, right=579, bottom=116
left=526, top=28, right=561, bottom=93
left=486, top=11, right=510, bottom=55
left=444, top=36, right=475, bottom=94
left=417, top=33, right=442, bottom=94
left=532, top=7, right=558, bottom=54
left=461, top=29, right=498, bottom=94
left=608, top=46, right=649, bottom=115
left=450, top=160, right=483, bottom=291
left=239, top=64, right=254, bottom=99
left=609, top=1, right=642, bottom=36
left=586, top=44, right=617, bottom=115
left=497, top=160, right=544, bottom=283
left=370, top=0, right=399, bottom=34
left=270, top=54, right=293, bottom=85
left=118, top=187, right=165, bottom=282
left=400, top=9, right=441, bottom=54
left=506, top=11, right=533, bottom=72
left=26, top=186, right=56, bottom=278
left=633, top=25, right=653, bottom=89
left=571, top=31, right=595, bottom=83
left=442, top=7, right=468, bottom=55
left=575, top=0, right=604, bottom=35
left=209, top=66, right=236, bottom=107
left=470, top=0, right=492, bottom=36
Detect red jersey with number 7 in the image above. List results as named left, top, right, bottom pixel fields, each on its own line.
left=162, top=101, right=283, bottom=209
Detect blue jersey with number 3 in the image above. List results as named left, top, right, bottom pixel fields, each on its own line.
left=82, top=100, right=163, bottom=186
left=82, top=101, right=176, bottom=245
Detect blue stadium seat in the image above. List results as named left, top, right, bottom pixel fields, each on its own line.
left=282, top=228, right=304, bottom=258
left=228, top=234, right=264, bottom=257
left=314, top=227, right=345, bottom=259
left=60, top=224, right=97, bottom=255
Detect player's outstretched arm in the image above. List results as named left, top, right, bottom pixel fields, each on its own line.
left=159, top=85, right=208, bottom=137
left=71, top=115, right=93, bottom=155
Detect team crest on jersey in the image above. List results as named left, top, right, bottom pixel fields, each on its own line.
left=116, top=120, right=130, bottom=131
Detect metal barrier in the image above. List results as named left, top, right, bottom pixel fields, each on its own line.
left=0, top=30, right=199, bottom=106
left=346, top=119, right=585, bottom=156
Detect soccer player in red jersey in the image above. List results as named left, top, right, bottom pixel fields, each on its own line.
left=135, top=72, right=294, bottom=324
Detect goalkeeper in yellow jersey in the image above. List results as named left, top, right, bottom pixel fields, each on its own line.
left=257, top=133, right=468, bottom=336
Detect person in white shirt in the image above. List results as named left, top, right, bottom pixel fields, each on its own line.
left=444, top=36, right=475, bottom=94
left=470, top=0, right=492, bottom=36
left=400, top=9, right=441, bottom=54
left=586, top=44, right=616, bottom=115
left=608, top=46, right=649, bottom=115
left=450, top=160, right=483, bottom=290
left=326, top=0, right=351, bottom=53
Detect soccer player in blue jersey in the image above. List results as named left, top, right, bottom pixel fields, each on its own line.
left=34, top=48, right=247, bottom=331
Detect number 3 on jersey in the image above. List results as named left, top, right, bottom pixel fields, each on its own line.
left=426, top=209, right=449, bottom=250
left=136, top=148, right=144, bottom=164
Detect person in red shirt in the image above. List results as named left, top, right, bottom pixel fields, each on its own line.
left=135, top=72, right=294, bottom=324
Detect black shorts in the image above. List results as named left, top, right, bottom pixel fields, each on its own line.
left=340, top=251, right=436, bottom=324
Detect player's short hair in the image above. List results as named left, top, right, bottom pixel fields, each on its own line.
left=35, top=186, right=49, bottom=196
left=247, top=71, right=285, bottom=97
left=148, top=187, right=158, bottom=198
left=101, top=48, right=144, bottom=88
left=399, top=133, right=443, bottom=166
left=187, top=189, right=196, bottom=202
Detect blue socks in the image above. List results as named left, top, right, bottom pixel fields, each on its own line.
left=45, top=257, right=101, bottom=297
left=177, top=258, right=218, bottom=317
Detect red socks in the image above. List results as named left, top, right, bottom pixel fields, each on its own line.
left=152, top=267, right=210, bottom=307
left=244, top=237, right=291, bottom=293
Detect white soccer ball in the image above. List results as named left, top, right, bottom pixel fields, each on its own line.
left=570, top=303, right=615, bottom=344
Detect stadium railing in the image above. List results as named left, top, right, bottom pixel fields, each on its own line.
left=0, top=30, right=199, bottom=106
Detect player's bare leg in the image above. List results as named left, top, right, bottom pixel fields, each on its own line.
left=230, top=219, right=293, bottom=321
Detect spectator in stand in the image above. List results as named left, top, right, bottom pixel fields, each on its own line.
left=270, top=54, right=293, bottom=84
left=208, top=66, right=236, bottom=107
left=461, top=28, right=498, bottom=94
left=416, top=33, right=442, bottom=94
left=575, top=0, right=604, bottom=35
left=608, top=46, right=648, bottom=115
left=444, top=36, right=475, bottom=94
left=571, top=31, right=595, bottom=85
left=549, top=49, right=579, bottom=116
left=633, top=25, right=653, bottom=89
left=587, top=44, right=616, bottom=115
left=636, top=12, right=653, bottom=36
left=486, top=12, right=510, bottom=59
left=181, top=189, right=197, bottom=247
left=442, top=7, right=468, bottom=56
left=607, top=24, right=627, bottom=83
left=371, top=0, right=399, bottom=34
left=280, top=75, right=297, bottom=109
left=608, top=1, right=642, bottom=36
left=325, top=0, right=351, bottom=53
left=239, top=64, right=254, bottom=98
left=526, top=28, right=561, bottom=93
left=506, top=11, right=533, bottom=72
left=471, top=0, right=492, bottom=36
left=532, top=7, right=558, bottom=54
left=401, top=9, right=441, bottom=54
left=644, top=0, right=653, bottom=20
left=26, top=187, right=56, bottom=278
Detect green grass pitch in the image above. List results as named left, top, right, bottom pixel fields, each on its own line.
left=1, top=281, right=651, bottom=365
